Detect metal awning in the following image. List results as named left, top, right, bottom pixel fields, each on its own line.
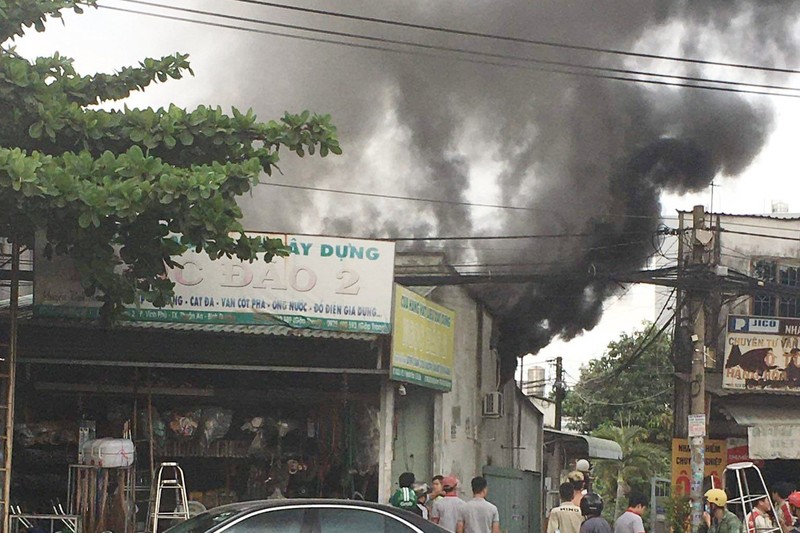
left=544, top=429, right=623, bottom=460
left=723, top=404, right=800, bottom=460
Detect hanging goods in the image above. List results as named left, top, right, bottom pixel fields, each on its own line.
left=725, top=461, right=781, bottom=533
left=147, top=462, right=189, bottom=533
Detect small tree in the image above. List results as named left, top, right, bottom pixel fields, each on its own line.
left=592, top=424, right=669, bottom=520
left=0, top=1, right=341, bottom=317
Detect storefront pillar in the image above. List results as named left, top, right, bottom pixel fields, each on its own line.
left=378, top=378, right=395, bottom=503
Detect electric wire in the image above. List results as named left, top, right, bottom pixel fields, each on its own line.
left=97, top=3, right=800, bottom=99
left=225, top=0, right=800, bottom=76
left=113, top=0, right=800, bottom=95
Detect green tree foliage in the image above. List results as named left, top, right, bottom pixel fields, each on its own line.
left=0, top=0, right=341, bottom=317
left=591, top=425, right=669, bottom=520
left=563, top=323, right=674, bottom=444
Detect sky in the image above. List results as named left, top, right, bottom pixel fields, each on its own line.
left=13, top=0, right=800, bottom=384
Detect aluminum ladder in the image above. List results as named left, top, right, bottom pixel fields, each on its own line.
left=725, top=461, right=782, bottom=533
left=147, top=462, right=189, bottom=533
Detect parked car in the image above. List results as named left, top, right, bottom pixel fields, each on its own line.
left=165, top=499, right=450, bottom=533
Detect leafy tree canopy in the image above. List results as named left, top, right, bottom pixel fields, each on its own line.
left=563, top=322, right=674, bottom=444
left=0, top=0, right=341, bottom=317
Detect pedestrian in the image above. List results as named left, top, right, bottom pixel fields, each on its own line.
left=412, top=482, right=432, bottom=519
left=389, top=472, right=418, bottom=512
left=580, top=493, right=611, bottom=533
left=787, top=491, right=800, bottom=533
left=548, top=482, right=584, bottom=533
left=457, top=476, right=500, bottom=533
left=568, top=470, right=586, bottom=506
left=702, top=488, right=740, bottom=533
left=428, top=475, right=445, bottom=515
left=773, top=482, right=795, bottom=533
left=431, top=476, right=466, bottom=532
left=743, top=495, right=776, bottom=533
left=613, top=490, right=647, bottom=533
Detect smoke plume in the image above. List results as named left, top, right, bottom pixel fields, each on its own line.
left=221, top=0, right=795, bottom=377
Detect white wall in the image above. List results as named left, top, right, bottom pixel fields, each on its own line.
left=394, top=253, right=544, bottom=498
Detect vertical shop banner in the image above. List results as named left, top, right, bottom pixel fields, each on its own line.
left=671, top=439, right=727, bottom=495
left=34, top=234, right=396, bottom=334
left=390, top=285, right=456, bottom=391
left=724, top=315, right=800, bottom=391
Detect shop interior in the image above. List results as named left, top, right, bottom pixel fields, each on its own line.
left=12, top=361, right=383, bottom=525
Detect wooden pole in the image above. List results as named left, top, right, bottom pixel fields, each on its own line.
left=2, top=238, right=20, bottom=533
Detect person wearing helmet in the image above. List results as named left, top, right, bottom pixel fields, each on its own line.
left=787, top=492, right=800, bottom=533
left=703, top=488, right=741, bottom=533
left=580, top=493, right=611, bottom=533
left=412, top=482, right=432, bottom=519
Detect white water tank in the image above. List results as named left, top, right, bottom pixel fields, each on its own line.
left=525, top=366, right=546, bottom=397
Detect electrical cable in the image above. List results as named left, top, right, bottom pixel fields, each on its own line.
left=113, top=0, right=800, bottom=96
left=258, top=181, right=664, bottom=221
left=97, top=3, right=800, bottom=99
left=225, top=0, right=800, bottom=76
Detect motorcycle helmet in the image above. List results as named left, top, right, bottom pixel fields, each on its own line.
left=580, top=492, right=604, bottom=517
left=788, top=491, right=800, bottom=508
left=705, top=488, right=727, bottom=507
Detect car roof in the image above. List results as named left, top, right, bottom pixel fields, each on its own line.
left=202, top=499, right=446, bottom=531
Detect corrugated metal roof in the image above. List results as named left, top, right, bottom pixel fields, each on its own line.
left=118, top=320, right=379, bottom=341
left=545, top=429, right=623, bottom=460
left=722, top=404, right=800, bottom=426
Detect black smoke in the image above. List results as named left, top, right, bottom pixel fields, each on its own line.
left=220, top=0, right=794, bottom=378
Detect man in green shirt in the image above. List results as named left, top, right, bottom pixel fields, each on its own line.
left=703, top=488, right=740, bottom=533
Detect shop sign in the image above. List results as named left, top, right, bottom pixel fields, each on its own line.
left=723, top=315, right=800, bottom=391
left=390, top=285, right=455, bottom=391
left=34, top=234, right=396, bottom=334
left=671, top=438, right=726, bottom=495
left=688, top=414, right=706, bottom=437
left=726, top=437, right=764, bottom=467
left=747, top=425, right=800, bottom=460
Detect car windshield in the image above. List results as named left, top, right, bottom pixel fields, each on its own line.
left=165, top=508, right=241, bottom=533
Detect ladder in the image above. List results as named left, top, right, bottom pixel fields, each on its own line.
left=0, top=237, right=21, bottom=533
left=147, top=462, right=189, bottom=533
left=726, top=461, right=782, bottom=533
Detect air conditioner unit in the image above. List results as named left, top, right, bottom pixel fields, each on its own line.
left=482, top=392, right=504, bottom=418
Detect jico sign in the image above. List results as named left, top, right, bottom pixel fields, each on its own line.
left=724, top=315, right=800, bottom=391
left=34, top=234, right=396, bottom=334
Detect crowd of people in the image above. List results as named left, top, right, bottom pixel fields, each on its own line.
left=389, top=472, right=501, bottom=533
left=546, top=470, right=649, bottom=533
left=703, top=483, right=800, bottom=533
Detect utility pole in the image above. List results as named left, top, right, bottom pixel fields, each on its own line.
left=689, top=205, right=708, bottom=533
left=554, top=356, right=564, bottom=431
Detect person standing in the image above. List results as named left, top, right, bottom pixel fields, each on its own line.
left=428, top=475, right=445, bottom=515
left=787, top=491, right=800, bottom=533
left=548, top=482, right=584, bottom=533
left=702, top=488, right=740, bottom=533
left=457, top=476, right=500, bottom=533
left=412, top=482, right=431, bottom=520
left=773, top=482, right=795, bottom=533
left=431, top=476, right=466, bottom=532
left=389, top=472, right=418, bottom=512
left=580, top=493, right=611, bottom=533
left=743, top=495, right=776, bottom=533
left=613, top=491, right=647, bottom=533
left=568, top=471, right=586, bottom=506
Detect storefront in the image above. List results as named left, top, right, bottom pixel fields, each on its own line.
left=4, top=233, right=397, bottom=527
left=8, top=317, right=389, bottom=523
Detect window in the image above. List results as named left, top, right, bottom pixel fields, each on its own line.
left=314, top=508, right=417, bottom=533
left=752, top=259, right=800, bottom=318
left=226, top=509, right=305, bottom=533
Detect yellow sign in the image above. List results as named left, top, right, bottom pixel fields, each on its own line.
left=390, top=285, right=456, bottom=391
left=671, top=439, right=727, bottom=495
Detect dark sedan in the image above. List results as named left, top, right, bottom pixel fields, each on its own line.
left=165, top=499, right=450, bottom=533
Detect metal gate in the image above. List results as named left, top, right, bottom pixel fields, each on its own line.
left=482, top=465, right=541, bottom=533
